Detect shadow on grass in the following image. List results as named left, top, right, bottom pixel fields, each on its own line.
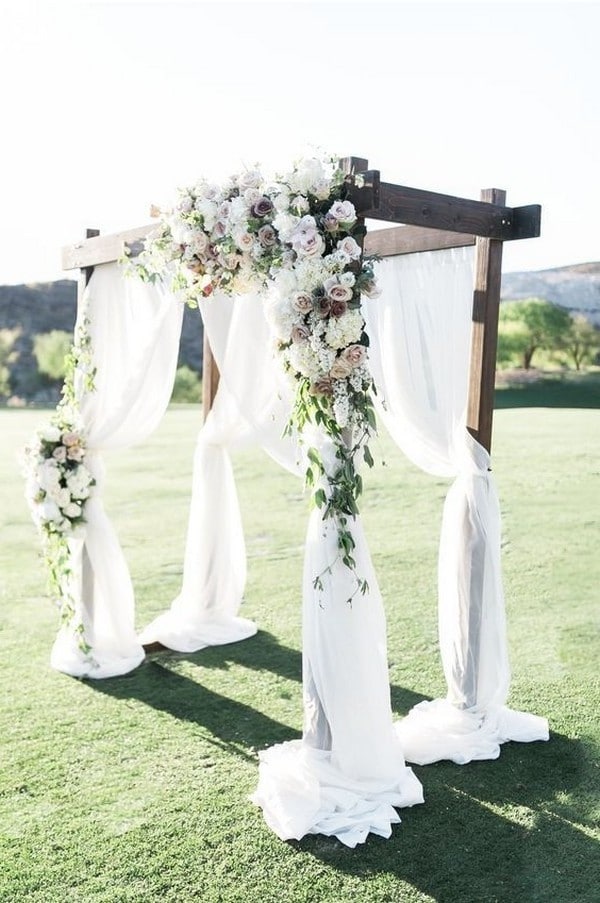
left=299, top=731, right=599, bottom=902
left=494, top=372, right=600, bottom=409
left=92, top=658, right=300, bottom=762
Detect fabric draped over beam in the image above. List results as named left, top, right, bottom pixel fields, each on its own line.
left=364, top=249, right=549, bottom=763
left=50, top=263, right=183, bottom=678
left=49, top=248, right=549, bottom=845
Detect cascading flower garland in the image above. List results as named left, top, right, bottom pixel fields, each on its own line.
left=136, top=155, right=380, bottom=596
left=23, top=316, right=96, bottom=650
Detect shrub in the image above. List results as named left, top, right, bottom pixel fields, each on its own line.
left=0, top=328, right=20, bottom=397
left=171, top=365, right=201, bottom=403
left=33, top=330, right=73, bottom=382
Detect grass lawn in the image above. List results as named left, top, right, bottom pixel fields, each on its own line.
left=1, top=393, right=598, bottom=903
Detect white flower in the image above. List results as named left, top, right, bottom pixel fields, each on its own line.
left=289, top=158, right=325, bottom=195
left=291, top=195, right=310, bottom=214
left=233, top=229, right=254, bottom=253
left=238, top=169, right=262, bottom=190
left=289, top=216, right=325, bottom=258
left=63, top=502, right=83, bottom=519
left=52, top=446, right=67, bottom=462
left=229, top=196, right=249, bottom=225
left=336, top=236, right=362, bottom=260
left=325, top=309, right=364, bottom=350
left=273, top=192, right=291, bottom=213
left=195, top=198, right=218, bottom=230
left=272, top=212, right=300, bottom=243
left=39, top=424, right=61, bottom=443
left=39, top=499, right=62, bottom=524
left=37, top=460, right=61, bottom=491
left=339, top=271, right=356, bottom=288
left=312, top=177, right=332, bottom=200
left=287, top=341, right=321, bottom=380
left=328, top=199, right=357, bottom=226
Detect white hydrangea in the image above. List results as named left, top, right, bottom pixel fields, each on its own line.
left=325, top=309, right=364, bottom=350
left=333, top=381, right=350, bottom=428
left=287, top=340, right=322, bottom=380
left=264, top=294, right=299, bottom=342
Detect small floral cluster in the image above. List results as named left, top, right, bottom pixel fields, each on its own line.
left=23, top=418, right=94, bottom=647
left=137, top=156, right=380, bottom=589
left=24, top=420, right=94, bottom=537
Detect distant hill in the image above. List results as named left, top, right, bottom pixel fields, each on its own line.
left=501, top=262, right=600, bottom=324
left=1, top=261, right=598, bottom=401
left=0, top=280, right=203, bottom=402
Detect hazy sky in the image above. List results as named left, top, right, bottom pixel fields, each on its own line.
left=1, top=0, right=598, bottom=284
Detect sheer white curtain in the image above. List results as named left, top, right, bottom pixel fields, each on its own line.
left=140, top=290, right=424, bottom=845
left=364, top=247, right=549, bottom=764
left=139, top=291, right=298, bottom=651
left=51, top=263, right=183, bottom=679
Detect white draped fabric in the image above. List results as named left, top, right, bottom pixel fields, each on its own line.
left=365, top=248, right=549, bottom=764
left=48, top=244, right=550, bottom=843
left=51, top=263, right=183, bottom=679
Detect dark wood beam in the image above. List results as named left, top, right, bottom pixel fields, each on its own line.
left=466, top=188, right=506, bottom=452
left=350, top=181, right=540, bottom=241
left=364, top=224, right=475, bottom=257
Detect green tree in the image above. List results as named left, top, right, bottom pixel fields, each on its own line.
left=498, top=298, right=572, bottom=369
left=171, top=365, right=202, bottom=403
left=0, top=328, right=20, bottom=397
left=559, top=314, right=600, bottom=371
left=33, top=330, right=73, bottom=382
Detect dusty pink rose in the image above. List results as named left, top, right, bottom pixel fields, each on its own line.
left=234, top=231, right=254, bottom=252
left=310, top=377, right=334, bottom=396
left=341, top=344, right=367, bottom=367
left=61, top=432, right=80, bottom=447
left=330, top=298, right=348, bottom=317
left=52, top=446, right=67, bottom=462
left=330, top=358, right=353, bottom=379
left=336, top=236, right=362, bottom=260
left=212, top=220, right=227, bottom=238
left=67, top=446, right=84, bottom=462
left=291, top=325, right=310, bottom=343
left=326, top=283, right=353, bottom=303
left=258, top=225, right=277, bottom=247
left=291, top=292, right=313, bottom=314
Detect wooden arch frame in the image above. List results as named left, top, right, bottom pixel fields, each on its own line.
left=62, top=155, right=541, bottom=454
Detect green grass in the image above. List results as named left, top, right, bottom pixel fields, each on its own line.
left=1, top=398, right=599, bottom=903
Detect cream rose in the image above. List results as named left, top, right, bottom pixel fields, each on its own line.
left=330, top=358, right=353, bottom=379
left=341, top=344, right=367, bottom=367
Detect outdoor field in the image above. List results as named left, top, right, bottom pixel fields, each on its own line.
left=1, top=383, right=599, bottom=903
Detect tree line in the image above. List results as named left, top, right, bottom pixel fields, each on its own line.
left=1, top=297, right=598, bottom=403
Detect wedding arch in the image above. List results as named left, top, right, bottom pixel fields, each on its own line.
left=31, top=156, right=548, bottom=846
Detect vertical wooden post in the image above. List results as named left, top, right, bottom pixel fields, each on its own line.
left=461, top=193, right=505, bottom=708
left=201, top=330, right=220, bottom=420
left=466, top=188, right=506, bottom=454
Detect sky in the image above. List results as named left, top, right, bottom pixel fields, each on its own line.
left=1, top=0, right=598, bottom=284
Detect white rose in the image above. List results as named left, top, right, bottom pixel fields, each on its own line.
left=40, top=424, right=61, bottom=443
left=63, top=502, right=83, bottom=519
left=337, top=236, right=362, bottom=260
left=52, top=446, right=67, bottom=462
left=195, top=198, right=218, bottom=230
left=272, top=212, right=300, bottom=243
left=291, top=195, right=310, bottom=214
left=328, top=200, right=357, bottom=225
left=233, top=229, right=254, bottom=252
left=312, top=178, right=332, bottom=200
left=273, top=192, right=291, bottom=213
left=238, top=169, right=262, bottom=190
left=39, top=499, right=62, bottom=524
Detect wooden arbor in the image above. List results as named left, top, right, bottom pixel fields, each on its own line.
left=62, top=156, right=541, bottom=454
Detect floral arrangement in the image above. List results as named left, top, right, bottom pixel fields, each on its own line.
left=136, top=156, right=379, bottom=596
left=23, top=315, right=96, bottom=649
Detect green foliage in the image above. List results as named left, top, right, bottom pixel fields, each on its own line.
left=1, top=406, right=599, bottom=903
left=171, top=365, right=202, bottom=403
left=0, top=327, right=20, bottom=396
left=33, top=329, right=73, bottom=382
left=558, top=314, right=600, bottom=371
left=498, top=298, right=572, bottom=369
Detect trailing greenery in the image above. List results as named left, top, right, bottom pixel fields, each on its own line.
left=1, top=400, right=598, bottom=903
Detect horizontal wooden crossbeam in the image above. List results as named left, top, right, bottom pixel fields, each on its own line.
left=364, top=225, right=475, bottom=257
left=62, top=223, right=157, bottom=271
left=347, top=178, right=541, bottom=242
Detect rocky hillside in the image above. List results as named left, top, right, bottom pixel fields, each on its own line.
left=501, top=261, right=600, bottom=324
left=0, top=280, right=203, bottom=402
